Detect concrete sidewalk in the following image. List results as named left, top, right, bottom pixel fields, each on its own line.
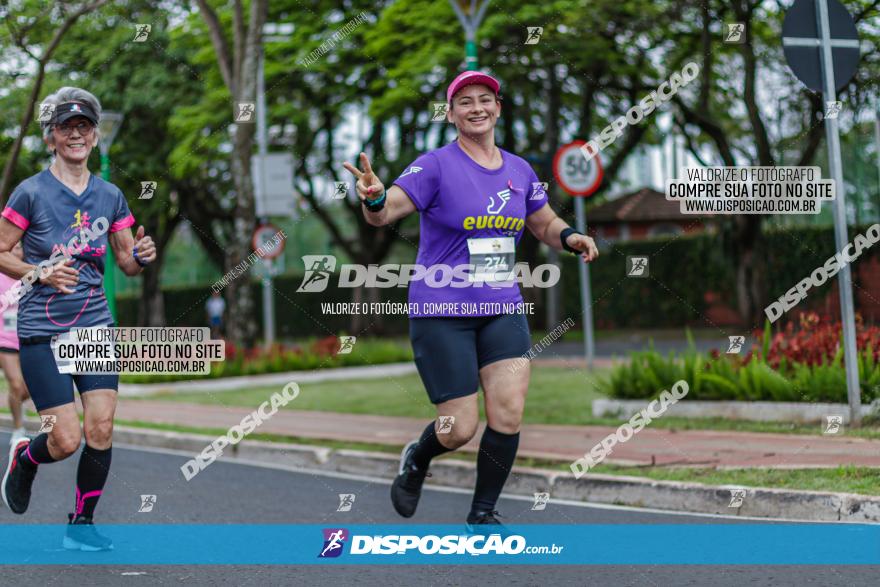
left=100, top=397, right=880, bottom=469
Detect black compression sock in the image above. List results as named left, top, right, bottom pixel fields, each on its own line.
left=19, top=433, right=57, bottom=471
left=409, top=421, right=453, bottom=471
left=470, top=427, right=520, bottom=515
left=74, top=445, right=112, bottom=519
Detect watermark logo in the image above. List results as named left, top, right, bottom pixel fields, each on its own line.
left=571, top=380, right=689, bottom=478
left=532, top=492, right=549, bottom=511
left=234, top=102, right=256, bottom=123
left=724, top=23, right=745, bottom=43
left=332, top=182, right=348, bottom=199
left=139, top=181, right=157, bottom=200
left=765, top=224, right=880, bottom=323
left=531, top=182, right=548, bottom=201
left=1, top=217, right=108, bottom=314
left=38, top=103, right=56, bottom=122
left=139, top=494, right=156, bottom=513
left=509, top=317, right=575, bottom=374
left=299, top=12, right=368, bottom=68
left=525, top=27, right=543, bottom=45
left=430, top=102, right=449, bottom=122
left=298, top=258, right=560, bottom=291
left=726, top=336, right=745, bottom=354
left=337, top=336, right=356, bottom=354
left=181, top=383, right=300, bottom=480
left=437, top=416, right=455, bottom=434
left=319, top=528, right=348, bottom=558
left=626, top=256, right=649, bottom=277
left=824, top=101, right=842, bottom=119
left=582, top=62, right=700, bottom=161
left=133, top=24, right=151, bottom=42
left=823, top=415, right=843, bottom=435
left=297, top=255, right=337, bottom=293
left=487, top=189, right=511, bottom=214
left=728, top=488, right=746, bottom=508
left=211, top=229, right=287, bottom=294
left=349, top=533, right=536, bottom=556
left=337, top=493, right=355, bottom=512
left=39, top=415, right=57, bottom=433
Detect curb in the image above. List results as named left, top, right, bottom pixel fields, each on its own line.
left=6, top=417, right=873, bottom=524
left=594, top=398, right=880, bottom=424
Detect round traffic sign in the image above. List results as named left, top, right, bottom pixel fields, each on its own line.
left=553, top=141, right=603, bottom=196
left=252, top=223, right=285, bottom=259
left=782, top=0, right=860, bottom=93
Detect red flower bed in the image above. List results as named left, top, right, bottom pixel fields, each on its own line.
left=223, top=337, right=343, bottom=362
left=750, top=312, right=880, bottom=369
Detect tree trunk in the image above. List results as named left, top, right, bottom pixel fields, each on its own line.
left=225, top=125, right=258, bottom=346
left=733, top=216, right=764, bottom=324
left=138, top=215, right=179, bottom=326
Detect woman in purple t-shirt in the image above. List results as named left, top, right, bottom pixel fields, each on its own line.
left=343, top=71, right=598, bottom=531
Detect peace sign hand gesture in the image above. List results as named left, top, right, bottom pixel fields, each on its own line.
left=342, top=152, right=385, bottom=202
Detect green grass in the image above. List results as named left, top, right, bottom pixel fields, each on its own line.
left=529, top=327, right=723, bottom=344
left=113, top=420, right=879, bottom=496
left=128, top=365, right=880, bottom=439
left=593, top=464, right=880, bottom=496
left=130, top=365, right=611, bottom=424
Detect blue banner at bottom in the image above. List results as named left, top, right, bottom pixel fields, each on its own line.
left=0, top=524, right=877, bottom=565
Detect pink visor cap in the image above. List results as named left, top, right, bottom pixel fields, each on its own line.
left=446, top=71, right=501, bottom=103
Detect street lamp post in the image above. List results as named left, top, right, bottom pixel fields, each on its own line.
left=448, top=0, right=491, bottom=70
left=98, top=112, right=124, bottom=322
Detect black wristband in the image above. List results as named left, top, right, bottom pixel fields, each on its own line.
left=560, top=227, right=581, bottom=254
left=362, top=190, right=387, bottom=212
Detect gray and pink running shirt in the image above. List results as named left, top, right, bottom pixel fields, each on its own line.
left=2, top=169, right=135, bottom=337
left=393, top=141, right=548, bottom=317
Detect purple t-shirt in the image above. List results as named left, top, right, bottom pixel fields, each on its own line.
left=393, top=141, right=548, bottom=317
left=2, top=169, right=135, bottom=338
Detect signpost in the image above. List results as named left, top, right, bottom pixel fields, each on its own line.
left=252, top=153, right=296, bottom=217
left=553, top=141, right=603, bottom=368
left=782, top=0, right=862, bottom=424
left=253, top=22, right=294, bottom=349
left=252, top=223, right=285, bottom=347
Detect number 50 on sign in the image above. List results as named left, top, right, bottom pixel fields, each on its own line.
left=553, top=141, right=603, bottom=197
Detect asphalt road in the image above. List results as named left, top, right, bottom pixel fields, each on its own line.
left=0, top=432, right=876, bottom=586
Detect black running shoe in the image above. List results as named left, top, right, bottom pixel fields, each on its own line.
left=466, top=510, right=510, bottom=536
left=2, top=438, right=36, bottom=514
left=63, top=514, right=114, bottom=551
left=390, top=440, right=430, bottom=518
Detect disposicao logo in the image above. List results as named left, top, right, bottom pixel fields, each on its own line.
left=319, top=528, right=348, bottom=558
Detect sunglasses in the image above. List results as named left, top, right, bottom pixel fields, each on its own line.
left=54, top=121, right=95, bottom=137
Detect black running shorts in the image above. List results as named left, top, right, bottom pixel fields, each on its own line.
left=19, top=338, right=118, bottom=411
left=409, top=312, right=530, bottom=404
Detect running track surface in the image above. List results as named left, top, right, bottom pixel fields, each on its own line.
left=0, top=432, right=876, bottom=586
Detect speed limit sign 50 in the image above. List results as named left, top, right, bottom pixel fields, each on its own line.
left=553, top=141, right=603, bottom=196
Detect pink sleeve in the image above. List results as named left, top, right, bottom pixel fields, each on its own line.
left=1, top=207, right=29, bottom=231
left=109, top=213, right=135, bottom=233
